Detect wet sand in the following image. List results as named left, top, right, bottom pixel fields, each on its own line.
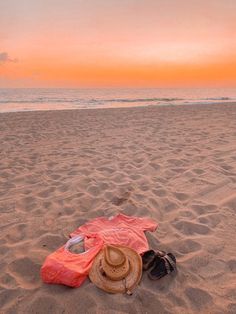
left=0, top=103, right=236, bottom=314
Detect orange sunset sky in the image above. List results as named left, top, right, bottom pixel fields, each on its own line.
left=0, top=0, right=236, bottom=88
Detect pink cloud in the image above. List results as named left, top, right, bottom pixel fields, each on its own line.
left=0, top=52, right=18, bottom=64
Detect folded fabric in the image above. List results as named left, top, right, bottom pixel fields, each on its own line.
left=70, top=213, right=158, bottom=254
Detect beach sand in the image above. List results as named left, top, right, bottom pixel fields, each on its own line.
left=0, top=103, right=236, bottom=314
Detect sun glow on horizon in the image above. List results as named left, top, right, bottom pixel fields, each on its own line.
left=0, top=0, right=236, bottom=88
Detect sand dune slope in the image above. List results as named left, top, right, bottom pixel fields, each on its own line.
left=0, top=103, right=236, bottom=314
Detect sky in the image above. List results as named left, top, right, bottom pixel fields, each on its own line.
left=0, top=0, right=236, bottom=88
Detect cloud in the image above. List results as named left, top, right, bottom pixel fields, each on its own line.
left=0, top=52, right=18, bottom=64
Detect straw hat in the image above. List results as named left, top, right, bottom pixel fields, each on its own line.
left=89, top=245, right=142, bottom=294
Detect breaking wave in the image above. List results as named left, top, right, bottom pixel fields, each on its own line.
left=0, top=97, right=183, bottom=104
left=104, top=98, right=183, bottom=103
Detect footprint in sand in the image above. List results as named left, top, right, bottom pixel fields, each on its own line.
left=149, top=162, right=161, bottom=170
left=175, top=239, right=202, bottom=254
left=204, top=237, right=225, bottom=254
left=185, top=287, right=212, bottom=310
left=6, top=223, right=27, bottom=243
left=220, top=193, right=236, bottom=210
left=227, top=259, right=236, bottom=273
left=174, top=192, right=189, bottom=202
left=191, top=203, right=218, bottom=215
left=163, top=199, right=178, bottom=212
left=198, top=260, right=229, bottom=279
left=227, top=303, right=236, bottom=314
left=152, top=188, right=167, bottom=197
left=23, top=295, right=64, bottom=314
left=173, top=220, right=210, bottom=235
left=36, top=233, right=66, bottom=251
left=87, top=185, right=101, bottom=197
left=192, top=168, right=205, bottom=175
left=112, top=192, right=130, bottom=206
left=0, top=273, right=17, bottom=289
left=8, top=257, right=41, bottom=288
left=63, top=206, right=75, bottom=215
left=135, top=289, right=167, bottom=313
left=37, top=187, right=56, bottom=198
left=198, top=213, right=221, bottom=228
left=179, top=210, right=196, bottom=219
left=0, top=288, right=20, bottom=310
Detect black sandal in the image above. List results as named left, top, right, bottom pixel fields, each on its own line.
left=142, top=249, right=166, bottom=271
left=142, top=250, right=156, bottom=270
left=148, top=253, right=176, bottom=280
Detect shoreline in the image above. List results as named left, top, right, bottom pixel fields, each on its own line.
left=0, top=100, right=236, bottom=115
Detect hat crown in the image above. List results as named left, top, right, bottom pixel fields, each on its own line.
left=89, top=245, right=142, bottom=294
left=105, top=245, right=125, bottom=267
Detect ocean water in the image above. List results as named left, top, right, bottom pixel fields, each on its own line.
left=0, top=87, right=236, bottom=113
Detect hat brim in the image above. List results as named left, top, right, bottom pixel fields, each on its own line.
left=89, top=245, right=142, bottom=294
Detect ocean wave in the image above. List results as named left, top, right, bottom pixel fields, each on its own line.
left=0, top=98, right=83, bottom=104
left=0, top=96, right=234, bottom=105
left=104, top=98, right=183, bottom=103
left=203, top=97, right=232, bottom=101
left=0, top=97, right=182, bottom=104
